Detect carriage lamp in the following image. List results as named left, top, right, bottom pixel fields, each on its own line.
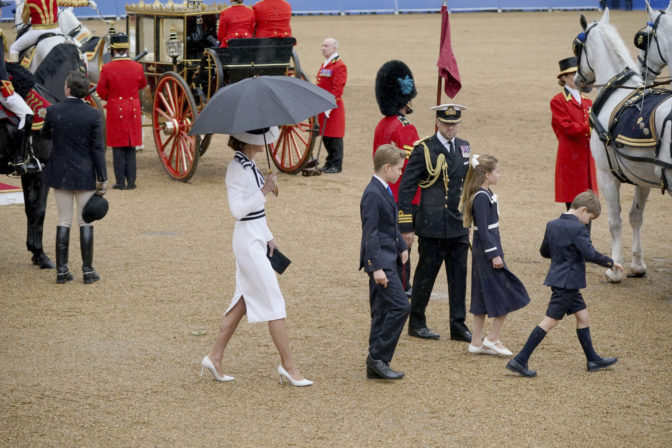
left=166, top=25, right=183, bottom=67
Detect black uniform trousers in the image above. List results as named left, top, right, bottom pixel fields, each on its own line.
left=112, top=146, right=137, bottom=187
left=368, top=268, right=410, bottom=363
left=323, top=136, right=343, bottom=171
left=409, top=235, right=469, bottom=331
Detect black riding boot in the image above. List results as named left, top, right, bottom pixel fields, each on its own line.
left=12, top=116, right=41, bottom=176
left=80, top=226, right=100, bottom=284
left=56, top=226, right=74, bottom=284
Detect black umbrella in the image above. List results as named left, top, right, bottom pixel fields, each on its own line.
left=189, top=75, right=336, bottom=136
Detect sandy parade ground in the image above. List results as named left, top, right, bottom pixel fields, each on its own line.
left=1, top=8, right=671, bottom=447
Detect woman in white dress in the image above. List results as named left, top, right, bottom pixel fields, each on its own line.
left=200, top=127, right=312, bottom=387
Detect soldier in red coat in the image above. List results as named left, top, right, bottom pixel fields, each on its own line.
left=316, top=37, right=347, bottom=173
left=550, top=57, right=598, bottom=209
left=97, top=33, right=148, bottom=190
left=373, top=60, right=420, bottom=295
left=218, top=0, right=255, bottom=48
left=252, top=0, right=292, bottom=39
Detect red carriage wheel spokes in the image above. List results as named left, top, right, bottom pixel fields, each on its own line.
left=272, top=117, right=316, bottom=174
left=152, top=72, right=200, bottom=182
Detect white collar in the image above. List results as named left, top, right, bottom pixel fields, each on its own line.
left=323, top=52, right=338, bottom=66
left=373, top=174, right=388, bottom=189
left=565, top=85, right=582, bottom=103
left=436, top=131, right=454, bottom=148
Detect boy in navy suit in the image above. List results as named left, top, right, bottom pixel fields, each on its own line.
left=360, top=144, right=410, bottom=380
left=507, top=191, right=622, bottom=377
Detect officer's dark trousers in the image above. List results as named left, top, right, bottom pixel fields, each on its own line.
left=113, top=146, right=136, bottom=187
left=409, top=235, right=468, bottom=331
left=323, top=136, right=343, bottom=170
left=368, top=269, right=410, bottom=363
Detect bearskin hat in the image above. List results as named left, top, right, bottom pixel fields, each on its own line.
left=5, top=62, right=36, bottom=98
left=375, top=60, right=417, bottom=116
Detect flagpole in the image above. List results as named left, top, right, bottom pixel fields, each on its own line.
left=436, top=0, right=448, bottom=131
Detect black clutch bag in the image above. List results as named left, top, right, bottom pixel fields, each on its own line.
left=267, top=246, right=291, bottom=274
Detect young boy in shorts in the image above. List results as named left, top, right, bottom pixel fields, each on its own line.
left=506, top=191, right=622, bottom=377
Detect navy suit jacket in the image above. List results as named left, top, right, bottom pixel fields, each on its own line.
left=43, top=97, right=106, bottom=190
left=540, top=213, right=614, bottom=290
left=360, top=177, right=408, bottom=273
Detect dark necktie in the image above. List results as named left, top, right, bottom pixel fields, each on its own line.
left=386, top=185, right=393, bottom=197
left=448, top=141, right=454, bottom=155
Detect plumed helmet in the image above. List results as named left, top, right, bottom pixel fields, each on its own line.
left=375, top=60, right=417, bottom=116
left=82, top=195, right=109, bottom=223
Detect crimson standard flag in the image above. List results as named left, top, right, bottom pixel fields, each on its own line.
left=437, top=3, right=461, bottom=98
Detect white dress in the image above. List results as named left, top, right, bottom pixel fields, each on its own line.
left=223, top=152, right=286, bottom=323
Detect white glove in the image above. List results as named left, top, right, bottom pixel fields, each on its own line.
left=96, top=180, right=107, bottom=196
left=88, top=1, right=98, bottom=9
left=324, top=109, right=331, bottom=119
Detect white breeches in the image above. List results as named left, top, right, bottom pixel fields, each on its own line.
left=9, top=28, right=57, bottom=59
left=53, top=189, right=96, bottom=227
left=0, top=93, right=33, bottom=129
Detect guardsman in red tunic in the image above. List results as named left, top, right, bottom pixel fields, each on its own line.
left=252, top=0, right=292, bottom=38
left=97, top=33, right=147, bottom=190
left=316, top=37, right=347, bottom=173
left=373, top=60, right=421, bottom=295
left=550, top=57, right=597, bottom=208
left=9, top=0, right=95, bottom=62
left=218, top=0, right=255, bottom=48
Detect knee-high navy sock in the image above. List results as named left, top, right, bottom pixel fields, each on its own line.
left=577, top=327, right=600, bottom=361
left=514, top=326, right=547, bottom=366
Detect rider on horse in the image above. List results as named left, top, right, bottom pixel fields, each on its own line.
left=8, top=0, right=96, bottom=63
left=1, top=1, right=40, bottom=175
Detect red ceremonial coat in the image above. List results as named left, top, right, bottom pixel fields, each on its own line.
left=252, top=0, right=292, bottom=38
left=373, top=114, right=421, bottom=204
left=97, top=57, right=147, bottom=148
left=550, top=88, right=598, bottom=202
left=23, top=0, right=89, bottom=29
left=316, top=55, right=347, bottom=138
left=218, top=4, right=255, bottom=48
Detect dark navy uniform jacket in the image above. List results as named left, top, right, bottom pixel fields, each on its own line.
left=360, top=177, right=408, bottom=273
left=397, top=134, right=470, bottom=239
left=540, top=213, right=614, bottom=290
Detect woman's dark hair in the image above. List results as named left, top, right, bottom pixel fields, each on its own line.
left=66, top=71, right=89, bottom=98
left=228, top=135, right=247, bottom=152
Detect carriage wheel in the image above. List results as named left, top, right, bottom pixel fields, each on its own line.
left=288, top=48, right=303, bottom=79
left=272, top=116, right=317, bottom=173
left=199, top=134, right=212, bottom=156
left=152, top=72, right=200, bottom=182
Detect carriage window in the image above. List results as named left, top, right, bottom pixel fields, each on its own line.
left=127, top=15, right=137, bottom=58
left=160, top=18, right=184, bottom=63
left=140, top=16, right=155, bottom=62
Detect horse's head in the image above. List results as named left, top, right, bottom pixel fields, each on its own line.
left=58, top=7, right=83, bottom=38
left=573, top=12, right=600, bottom=91
left=635, top=1, right=672, bottom=85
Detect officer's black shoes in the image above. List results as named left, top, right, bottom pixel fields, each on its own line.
left=587, top=357, right=618, bottom=372
left=450, top=325, right=472, bottom=342
left=408, top=326, right=440, bottom=340
left=506, top=359, right=537, bottom=378
left=366, top=356, right=404, bottom=380
left=323, top=166, right=341, bottom=174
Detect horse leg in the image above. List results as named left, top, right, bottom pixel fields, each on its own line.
left=598, top=170, right=625, bottom=283
left=20, top=169, right=54, bottom=269
left=627, top=185, right=650, bottom=277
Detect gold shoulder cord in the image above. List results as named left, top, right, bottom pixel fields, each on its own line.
left=418, top=142, right=448, bottom=191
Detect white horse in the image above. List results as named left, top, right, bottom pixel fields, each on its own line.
left=636, top=0, right=672, bottom=85
left=573, top=8, right=672, bottom=282
left=57, top=7, right=111, bottom=84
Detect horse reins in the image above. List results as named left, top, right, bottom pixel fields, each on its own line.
left=635, top=11, right=667, bottom=79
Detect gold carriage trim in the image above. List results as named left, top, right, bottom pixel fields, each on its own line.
left=418, top=142, right=448, bottom=189
left=126, top=0, right=225, bottom=15
left=398, top=210, right=413, bottom=223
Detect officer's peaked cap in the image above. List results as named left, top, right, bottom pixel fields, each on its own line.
left=110, top=33, right=130, bottom=49
left=375, top=60, right=417, bottom=116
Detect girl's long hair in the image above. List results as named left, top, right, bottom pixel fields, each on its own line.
left=460, top=154, right=498, bottom=228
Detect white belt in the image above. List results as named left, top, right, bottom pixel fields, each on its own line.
left=473, top=221, right=499, bottom=231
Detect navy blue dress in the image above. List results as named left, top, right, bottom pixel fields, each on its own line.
left=470, top=188, right=530, bottom=317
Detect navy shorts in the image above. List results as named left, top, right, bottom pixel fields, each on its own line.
left=545, top=287, right=586, bottom=320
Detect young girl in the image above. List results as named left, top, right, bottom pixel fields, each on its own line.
left=460, top=154, right=530, bottom=356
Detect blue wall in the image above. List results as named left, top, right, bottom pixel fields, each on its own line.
left=1, top=0, right=667, bottom=19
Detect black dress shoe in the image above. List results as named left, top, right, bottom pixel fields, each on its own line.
left=32, top=252, right=55, bottom=269
left=506, top=359, right=537, bottom=377
left=450, top=328, right=473, bottom=342
left=112, top=184, right=126, bottom=190
left=127, top=184, right=137, bottom=190
left=587, top=357, right=618, bottom=372
left=366, top=356, right=404, bottom=380
left=408, top=326, right=440, bottom=340
left=323, top=166, right=341, bottom=174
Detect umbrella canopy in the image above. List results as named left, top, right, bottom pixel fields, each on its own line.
left=190, top=76, right=336, bottom=136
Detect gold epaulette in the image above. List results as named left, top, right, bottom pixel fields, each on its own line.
left=418, top=141, right=447, bottom=189
left=398, top=210, right=413, bottom=224
left=413, top=135, right=431, bottom=147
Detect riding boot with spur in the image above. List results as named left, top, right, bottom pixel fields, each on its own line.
left=80, top=226, right=100, bottom=284
left=11, top=116, right=42, bottom=176
left=56, top=226, right=74, bottom=284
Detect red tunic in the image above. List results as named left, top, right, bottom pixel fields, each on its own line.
left=252, top=0, right=292, bottom=38
left=218, top=4, right=255, bottom=48
left=550, top=88, right=598, bottom=202
left=97, top=57, right=147, bottom=148
left=316, top=56, right=347, bottom=138
left=23, top=0, right=90, bottom=29
left=373, top=115, right=421, bottom=204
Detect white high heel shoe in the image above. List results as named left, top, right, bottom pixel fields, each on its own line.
left=277, top=364, right=313, bottom=387
left=200, top=356, right=234, bottom=382
left=483, top=338, right=513, bottom=356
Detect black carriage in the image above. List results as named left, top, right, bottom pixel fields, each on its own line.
left=125, top=0, right=316, bottom=181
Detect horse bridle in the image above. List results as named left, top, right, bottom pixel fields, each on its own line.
left=573, top=21, right=598, bottom=87
left=635, top=11, right=667, bottom=78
